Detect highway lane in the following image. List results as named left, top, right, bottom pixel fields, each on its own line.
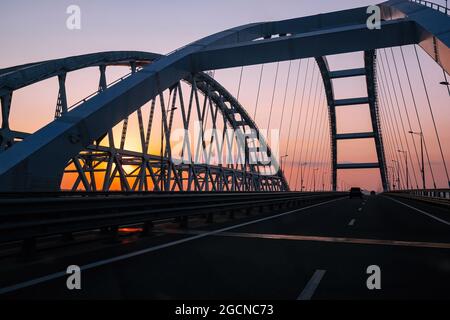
left=0, top=195, right=449, bottom=299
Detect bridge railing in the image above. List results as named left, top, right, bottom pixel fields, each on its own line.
left=389, top=189, right=450, bottom=199
left=0, top=192, right=345, bottom=258
left=409, top=0, right=449, bottom=15
left=385, top=189, right=450, bottom=207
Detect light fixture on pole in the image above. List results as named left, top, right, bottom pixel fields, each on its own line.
left=409, top=130, right=425, bottom=189
left=398, top=149, right=409, bottom=190
left=299, top=162, right=308, bottom=191
left=280, top=154, right=289, bottom=173
left=392, top=159, right=400, bottom=190
left=313, top=168, right=319, bottom=192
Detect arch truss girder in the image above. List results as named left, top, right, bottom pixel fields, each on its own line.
left=0, top=51, right=160, bottom=95
left=0, top=52, right=160, bottom=156
left=0, top=52, right=287, bottom=192
left=64, top=73, right=286, bottom=192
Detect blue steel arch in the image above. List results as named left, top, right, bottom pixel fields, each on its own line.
left=0, top=0, right=448, bottom=191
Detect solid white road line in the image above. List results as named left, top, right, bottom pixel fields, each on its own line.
left=348, top=219, right=356, bottom=226
left=297, top=270, right=326, bottom=300
left=160, top=229, right=450, bottom=249
left=385, top=196, right=450, bottom=227
left=0, top=197, right=345, bottom=295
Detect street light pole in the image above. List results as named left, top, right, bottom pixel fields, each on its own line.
left=313, top=168, right=319, bottom=192
left=322, top=172, right=325, bottom=191
left=398, top=150, right=408, bottom=190
left=409, top=131, right=425, bottom=189
left=300, top=162, right=307, bottom=191
left=392, top=159, right=400, bottom=190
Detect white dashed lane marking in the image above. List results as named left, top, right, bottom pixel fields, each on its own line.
left=297, top=270, right=326, bottom=300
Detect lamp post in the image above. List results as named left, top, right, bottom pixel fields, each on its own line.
left=398, top=149, right=409, bottom=190
left=160, top=106, right=178, bottom=191
left=280, top=154, right=289, bottom=173
left=409, top=130, right=425, bottom=189
left=313, top=168, right=319, bottom=192
left=299, top=162, right=308, bottom=191
left=322, top=172, right=325, bottom=191
left=392, top=159, right=400, bottom=190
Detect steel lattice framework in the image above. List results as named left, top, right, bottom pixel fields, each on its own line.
left=0, top=0, right=449, bottom=191
left=0, top=53, right=287, bottom=191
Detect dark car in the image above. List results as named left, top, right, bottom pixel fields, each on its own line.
left=349, top=187, right=363, bottom=199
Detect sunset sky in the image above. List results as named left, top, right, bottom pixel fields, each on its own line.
left=1, top=0, right=449, bottom=192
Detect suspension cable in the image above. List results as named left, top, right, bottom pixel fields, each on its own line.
left=304, top=83, right=323, bottom=189
left=288, top=59, right=310, bottom=185
left=399, top=46, right=437, bottom=188
left=279, top=61, right=293, bottom=146
left=313, top=93, right=328, bottom=190
left=305, top=91, right=326, bottom=190
left=315, top=96, right=331, bottom=191
left=378, top=92, right=397, bottom=189
left=285, top=60, right=303, bottom=156
left=300, top=65, right=320, bottom=190
left=378, top=83, right=403, bottom=189
left=382, top=49, right=419, bottom=189
left=413, top=45, right=450, bottom=186
left=378, top=57, right=408, bottom=188
left=389, top=47, right=422, bottom=189
left=266, top=62, right=280, bottom=130
left=253, top=64, right=265, bottom=121
left=294, top=63, right=318, bottom=189
left=236, top=66, right=244, bottom=101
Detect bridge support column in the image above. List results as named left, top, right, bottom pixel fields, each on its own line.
left=316, top=51, right=389, bottom=192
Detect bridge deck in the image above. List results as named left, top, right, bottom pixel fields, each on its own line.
left=0, top=194, right=449, bottom=299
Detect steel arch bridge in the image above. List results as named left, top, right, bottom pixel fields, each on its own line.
left=0, top=0, right=448, bottom=192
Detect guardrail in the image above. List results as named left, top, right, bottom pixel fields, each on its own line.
left=0, top=192, right=345, bottom=257
left=388, top=189, right=450, bottom=199
left=409, top=0, right=449, bottom=15
left=384, top=189, right=450, bottom=207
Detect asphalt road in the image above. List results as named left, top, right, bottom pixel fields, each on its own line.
left=1, top=194, right=449, bottom=299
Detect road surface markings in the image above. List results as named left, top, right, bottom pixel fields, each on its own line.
left=358, top=207, right=362, bottom=212
left=348, top=219, right=356, bottom=226
left=385, top=196, right=450, bottom=226
left=297, top=270, right=326, bottom=300
left=161, top=229, right=450, bottom=249
left=0, top=197, right=345, bottom=295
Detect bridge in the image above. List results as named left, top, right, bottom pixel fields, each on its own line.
left=0, top=0, right=449, bottom=300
